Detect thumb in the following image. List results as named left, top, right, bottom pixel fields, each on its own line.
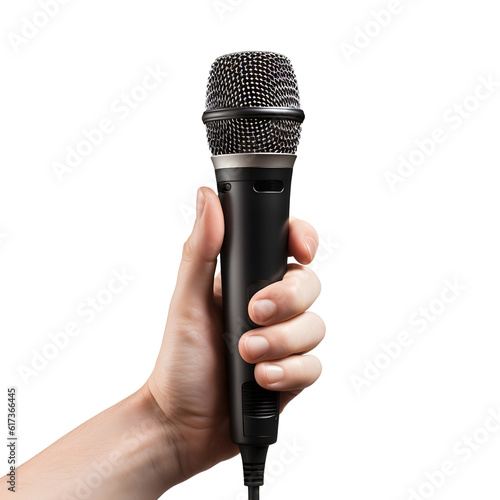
left=171, top=187, right=224, bottom=308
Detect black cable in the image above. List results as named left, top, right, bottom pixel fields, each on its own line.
left=248, top=486, right=260, bottom=500
left=241, top=445, right=266, bottom=500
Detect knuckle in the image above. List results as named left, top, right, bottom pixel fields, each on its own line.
left=283, top=284, right=299, bottom=305
left=181, top=238, right=194, bottom=263
left=269, top=283, right=295, bottom=308
left=299, top=265, right=315, bottom=282
left=285, top=278, right=301, bottom=298
left=286, top=266, right=321, bottom=297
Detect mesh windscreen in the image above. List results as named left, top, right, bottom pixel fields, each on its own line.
left=205, top=51, right=302, bottom=155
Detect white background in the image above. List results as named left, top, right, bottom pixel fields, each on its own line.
left=1, top=1, right=500, bottom=499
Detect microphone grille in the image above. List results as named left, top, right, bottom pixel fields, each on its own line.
left=204, top=51, right=303, bottom=156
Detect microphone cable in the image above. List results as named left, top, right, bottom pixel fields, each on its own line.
left=248, top=486, right=260, bottom=500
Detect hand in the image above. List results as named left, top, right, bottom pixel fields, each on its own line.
left=146, top=187, right=325, bottom=482
left=5, top=186, right=325, bottom=500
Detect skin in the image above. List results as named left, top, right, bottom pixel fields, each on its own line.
left=2, top=187, right=325, bottom=499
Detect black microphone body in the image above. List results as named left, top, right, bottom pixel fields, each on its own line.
left=202, top=51, right=304, bottom=497
left=215, top=157, right=294, bottom=444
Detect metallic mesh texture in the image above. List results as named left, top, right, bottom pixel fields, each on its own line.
left=205, top=51, right=302, bottom=155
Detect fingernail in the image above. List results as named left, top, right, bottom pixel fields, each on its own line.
left=265, top=364, right=284, bottom=384
left=244, top=336, right=270, bottom=359
left=304, top=236, right=318, bottom=260
left=253, top=299, right=277, bottom=322
left=196, top=189, right=205, bottom=220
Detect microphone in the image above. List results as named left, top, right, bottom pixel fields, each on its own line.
left=202, top=51, right=305, bottom=500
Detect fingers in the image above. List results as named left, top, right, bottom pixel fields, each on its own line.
left=239, top=311, right=325, bottom=392
left=248, top=264, right=321, bottom=325
left=254, top=354, right=322, bottom=392
left=215, top=216, right=318, bottom=310
left=171, top=187, right=224, bottom=308
left=231, top=216, right=323, bottom=397
left=239, top=312, right=325, bottom=363
left=288, top=217, right=319, bottom=265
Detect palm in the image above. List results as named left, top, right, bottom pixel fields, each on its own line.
left=148, top=285, right=239, bottom=476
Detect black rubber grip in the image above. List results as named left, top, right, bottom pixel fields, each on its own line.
left=216, top=166, right=292, bottom=446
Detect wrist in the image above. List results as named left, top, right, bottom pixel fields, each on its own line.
left=13, top=385, right=186, bottom=500
left=124, top=384, right=187, bottom=494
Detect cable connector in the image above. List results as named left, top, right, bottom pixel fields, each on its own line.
left=240, top=444, right=268, bottom=499
left=243, top=462, right=265, bottom=486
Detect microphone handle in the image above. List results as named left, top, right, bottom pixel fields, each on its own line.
left=215, top=164, right=293, bottom=447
